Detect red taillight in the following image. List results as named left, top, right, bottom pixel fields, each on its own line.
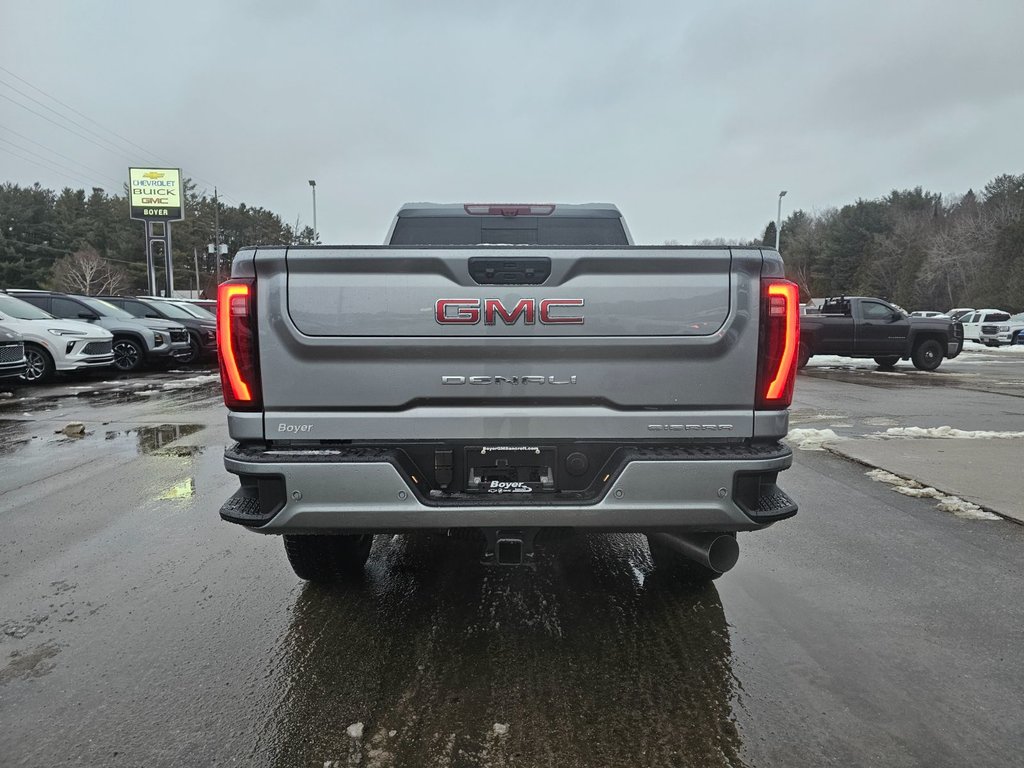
left=756, top=279, right=799, bottom=409
left=217, top=279, right=262, bottom=410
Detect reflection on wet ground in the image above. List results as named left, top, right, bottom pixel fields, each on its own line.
left=0, top=372, right=221, bottom=415
left=0, top=419, right=31, bottom=454
left=802, top=366, right=1024, bottom=395
left=105, top=424, right=205, bottom=455
left=261, top=533, right=742, bottom=768
left=0, top=420, right=205, bottom=457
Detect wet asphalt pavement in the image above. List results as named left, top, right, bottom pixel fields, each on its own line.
left=1, top=350, right=1023, bottom=767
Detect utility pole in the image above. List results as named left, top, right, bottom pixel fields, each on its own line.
left=775, top=190, right=788, bottom=252
left=308, top=179, right=317, bottom=244
left=193, top=247, right=200, bottom=297
left=214, top=186, right=221, bottom=284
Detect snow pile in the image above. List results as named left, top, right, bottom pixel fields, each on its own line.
left=871, top=426, right=1024, bottom=440
left=785, top=428, right=842, bottom=450
left=160, top=374, right=220, bottom=390
left=865, top=469, right=1001, bottom=520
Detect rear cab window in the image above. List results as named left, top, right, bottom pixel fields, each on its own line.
left=389, top=215, right=629, bottom=246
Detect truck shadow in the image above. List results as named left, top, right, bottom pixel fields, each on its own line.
left=263, top=532, right=745, bottom=768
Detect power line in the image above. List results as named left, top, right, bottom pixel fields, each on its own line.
left=0, top=64, right=169, bottom=165
left=0, top=77, right=144, bottom=162
left=0, top=144, right=98, bottom=188
left=0, top=238, right=143, bottom=267
left=0, top=132, right=122, bottom=187
left=0, top=92, right=144, bottom=164
left=0, top=65, right=244, bottom=204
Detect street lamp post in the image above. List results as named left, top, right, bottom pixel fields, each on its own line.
left=775, top=190, right=788, bottom=252
left=308, top=179, right=317, bottom=245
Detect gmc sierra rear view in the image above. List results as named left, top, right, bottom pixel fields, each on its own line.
left=216, top=203, right=800, bottom=583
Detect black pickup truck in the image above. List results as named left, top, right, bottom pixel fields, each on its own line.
left=799, top=296, right=963, bottom=371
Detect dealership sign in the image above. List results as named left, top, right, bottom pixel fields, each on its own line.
left=129, top=167, right=184, bottom=221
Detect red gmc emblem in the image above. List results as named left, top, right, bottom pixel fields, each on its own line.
left=435, top=298, right=585, bottom=325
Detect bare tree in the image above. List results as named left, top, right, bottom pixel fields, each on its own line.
left=50, top=248, right=128, bottom=295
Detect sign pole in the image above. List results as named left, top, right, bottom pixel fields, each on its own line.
left=129, top=167, right=184, bottom=297
left=164, top=221, right=174, bottom=296
left=146, top=224, right=158, bottom=295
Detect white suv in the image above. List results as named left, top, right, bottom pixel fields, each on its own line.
left=959, top=309, right=1011, bottom=343
left=0, top=292, right=115, bottom=382
left=978, top=312, right=1024, bottom=346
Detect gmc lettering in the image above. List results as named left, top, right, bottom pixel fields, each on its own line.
left=435, top=298, right=584, bottom=325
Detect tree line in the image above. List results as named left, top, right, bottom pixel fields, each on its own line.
left=1, top=173, right=1022, bottom=311
left=0, top=180, right=314, bottom=296
left=760, top=173, right=1024, bottom=313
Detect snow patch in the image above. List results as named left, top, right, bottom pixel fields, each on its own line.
left=865, top=469, right=1001, bottom=520
left=785, top=428, right=842, bottom=450
left=160, top=374, right=220, bottom=390
left=346, top=722, right=364, bottom=739
left=872, top=426, right=1024, bottom=440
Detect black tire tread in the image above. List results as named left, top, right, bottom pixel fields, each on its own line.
left=798, top=342, right=811, bottom=369
left=911, top=338, right=944, bottom=371
left=283, top=534, right=373, bottom=583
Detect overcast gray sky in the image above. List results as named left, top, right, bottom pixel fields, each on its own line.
left=1, top=0, right=1022, bottom=244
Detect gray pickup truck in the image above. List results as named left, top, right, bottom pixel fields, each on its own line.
left=217, top=203, right=800, bottom=584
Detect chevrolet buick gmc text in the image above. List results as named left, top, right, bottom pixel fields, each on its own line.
left=216, top=203, right=800, bottom=584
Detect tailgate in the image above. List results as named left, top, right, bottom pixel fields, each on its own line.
left=251, top=246, right=767, bottom=439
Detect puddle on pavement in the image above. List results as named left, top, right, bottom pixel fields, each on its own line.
left=0, top=373, right=220, bottom=414
left=0, top=419, right=32, bottom=454
left=158, top=477, right=196, bottom=500
left=104, top=424, right=205, bottom=455
left=0, top=421, right=206, bottom=458
left=0, top=642, right=61, bottom=684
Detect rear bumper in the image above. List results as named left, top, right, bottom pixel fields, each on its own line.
left=220, top=442, right=797, bottom=533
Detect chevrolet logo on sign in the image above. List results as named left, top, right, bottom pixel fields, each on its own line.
left=142, top=171, right=165, bottom=179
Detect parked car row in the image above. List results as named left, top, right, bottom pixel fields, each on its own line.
left=908, top=307, right=1022, bottom=346
left=0, top=289, right=217, bottom=383
left=954, top=309, right=1019, bottom=346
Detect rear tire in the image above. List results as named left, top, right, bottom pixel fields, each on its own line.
left=646, top=535, right=723, bottom=583
left=874, top=355, right=900, bottom=369
left=283, top=534, right=373, bottom=583
left=178, top=333, right=202, bottom=365
left=21, top=344, right=55, bottom=383
left=911, top=339, right=943, bottom=371
left=798, top=342, right=811, bottom=369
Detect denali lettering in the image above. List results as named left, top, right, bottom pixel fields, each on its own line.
left=442, top=375, right=578, bottom=385
left=436, top=298, right=584, bottom=325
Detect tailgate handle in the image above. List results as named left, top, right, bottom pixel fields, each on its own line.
left=468, top=257, right=550, bottom=285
